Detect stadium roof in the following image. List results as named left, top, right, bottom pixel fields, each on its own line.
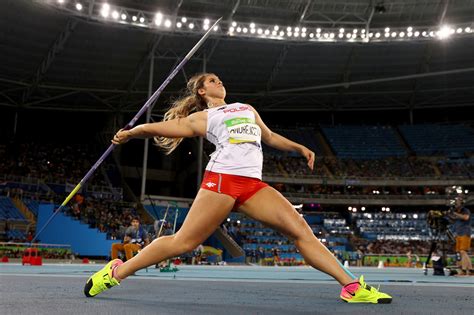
left=1, top=0, right=473, bottom=113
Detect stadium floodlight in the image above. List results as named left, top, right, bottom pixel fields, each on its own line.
left=429, top=31, right=435, bottom=37
left=465, top=189, right=469, bottom=194
left=287, top=26, right=292, bottom=32
left=295, top=27, right=300, bottom=32
left=132, top=15, right=137, bottom=22
left=361, top=29, right=366, bottom=33
left=164, top=19, right=171, bottom=27
left=399, top=32, right=405, bottom=37
left=232, top=21, right=237, bottom=27
left=75, top=3, right=82, bottom=11
left=339, top=28, right=344, bottom=33
left=139, top=17, right=145, bottom=24
left=204, top=19, right=210, bottom=25
left=274, top=25, right=279, bottom=31
left=154, top=12, right=162, bottom=25
left=229, top=26, right=234, bottom=33
left=402, top=214, right=407, bottom=219
left=438, top=25, right=451, bottom=39
left=244, top=27, right=249, bottom=33
left=257, top=28, right=263, bottom=34
left=100, top=3, right=110, bottom=18
left=353, top=207, right=357, bottom=212
left=382, top=207, right=386, bottom=211
left=121, top=13, right=127, bottom=20
left=112, top=11, right=119, bottom=19
left=176, top=22, right=182, bottom=28
left=407, top=32, right=413, bottom=37
left=189, top=23, right=194, bottom=29
left=294, top=32, right=299, bottom=37
left=265, top=29, right=270, bottom=35
left=226, top=218, right=231, bottom=222
left=250, top=22, right=256, bottom=29
left=302, top=27, right=307, bottom=32
left=287, top=31, right=292, bottom=37
left=456, top=28, right=463, bottom=33
left=316, top=28, right=321, bottom=33
left=237, top=220, right=241, bottom=224
left=386, top=207, right=390, bottom=212
left=375, top=32, right=381, bottom=38
left=181, top=17, right=187, bottom=23
left=346, top=33, right=352, bottom=39
left=353, top=29, right=358, bottom=33
left=385, top=27, right=390, bottom=32
left=361, top=207, right=366, bottom=211
left=384, top=32, right=389, bottom=37
left=301, top=32, right=306, bottom=38
left=369, top=32, right=374, bottom=37
left=250, top=28, right=256, bottom=34
left=413, top=214, right=418, bottom=219
left=309, top=33, right=314, bottom=38
left=271, top=30, right=276, bottom=35
left=316, top=33, right=321, bottom=38
left=279, top=31, right=284, bottom=36
left=338, top=33, right=344, bottom=38
left=407, top=26, right=413, bottom=32
left=391, top=31, right=397, bottom=37
left=414, top=31, right=420, bottom=37
left=213, top=25, right=218, bottom=31
left=236, top=27, right=242, bottom=32
left=329, top=32, right=335, bottom=38
left=57, top=0, right=64, bottom=4
left=323, top=33, right=329, bottom=38
left=203, top=24, right=209, bottom=30
left=465, top=27, right=472, bottom=33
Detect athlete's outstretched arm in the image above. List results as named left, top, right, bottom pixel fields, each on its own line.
left=250, top=106, right=315, bottom=170
left=112, top=111, right=206, bottom=145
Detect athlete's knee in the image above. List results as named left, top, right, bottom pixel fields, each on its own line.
left=287, top=216, right=313, bottom=241
left=173, top=235, right=200, bottom=253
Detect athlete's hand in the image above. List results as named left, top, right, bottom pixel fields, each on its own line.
left=300, top=146, right=315, bottom=171
left=112, top=129, right=131, bottom=145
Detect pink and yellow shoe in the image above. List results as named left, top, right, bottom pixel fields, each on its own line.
left=84, top=259, right=123, bottom=297
left=340, top=276, right=392, bottom=304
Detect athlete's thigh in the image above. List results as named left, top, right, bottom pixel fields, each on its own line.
left=237, top=186, right=313, bottom=240
left=174, top=189, right=235, bottom=243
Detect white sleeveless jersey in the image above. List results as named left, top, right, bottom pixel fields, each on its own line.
left=205, top=102, right=263, bottom=179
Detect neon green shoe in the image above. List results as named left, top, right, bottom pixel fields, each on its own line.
left=84, top=259, right=123, bottom=297
left=340, top=275, right=392, bottom=304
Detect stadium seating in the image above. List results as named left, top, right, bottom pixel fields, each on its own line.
left=399, top=124, right=474, bottom=156
left=0, top=197, right=26, bottom=221
left=321, top=125, right=407, bottom=159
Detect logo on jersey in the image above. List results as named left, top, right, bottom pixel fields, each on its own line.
left=205, top=182, right=217, bottom=188
left=223, top=105, right=250, bottom=114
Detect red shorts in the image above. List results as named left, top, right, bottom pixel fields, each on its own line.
left=200, top=171, right=268, bottom=208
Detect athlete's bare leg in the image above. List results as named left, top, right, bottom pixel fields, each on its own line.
left=238, top=186, right=354, bottom=286
left=115, top=189, right=235, bottom=279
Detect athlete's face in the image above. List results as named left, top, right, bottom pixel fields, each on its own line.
left=198, top=75, right=226, bottom=101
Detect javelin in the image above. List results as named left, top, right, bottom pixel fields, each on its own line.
left=32, top=18, right=222, bottom=243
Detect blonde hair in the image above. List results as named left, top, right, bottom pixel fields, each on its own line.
left=154, top=73, right=213, bottom=154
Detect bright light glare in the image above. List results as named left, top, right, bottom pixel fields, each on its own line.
left=250, top=23, right=255, bottom=29
left=181, top=17, right=187, bottom=23
left=385, top=27, right=390, bottom=32
left=189, top=23, right=194, bottom=29
left=111, top=11, right=119, bottom=19
left=164, top=19, right=171, bottom=27
left=213, top=25, right=218, bottom=31
left=121, top=13, right=127, bottom=20
left=339, top=28, right=344, bottom=33
left=139, top=17, right=145, bottom=23
left=438, top=25, right=451, bottom=39
left=232, top=21, right=237, bottom=27
left=204, top=19, right=210, bottom=25
left=176, top=22, right=182, bottom=28
left=75, top=3, right=82, bottom=10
